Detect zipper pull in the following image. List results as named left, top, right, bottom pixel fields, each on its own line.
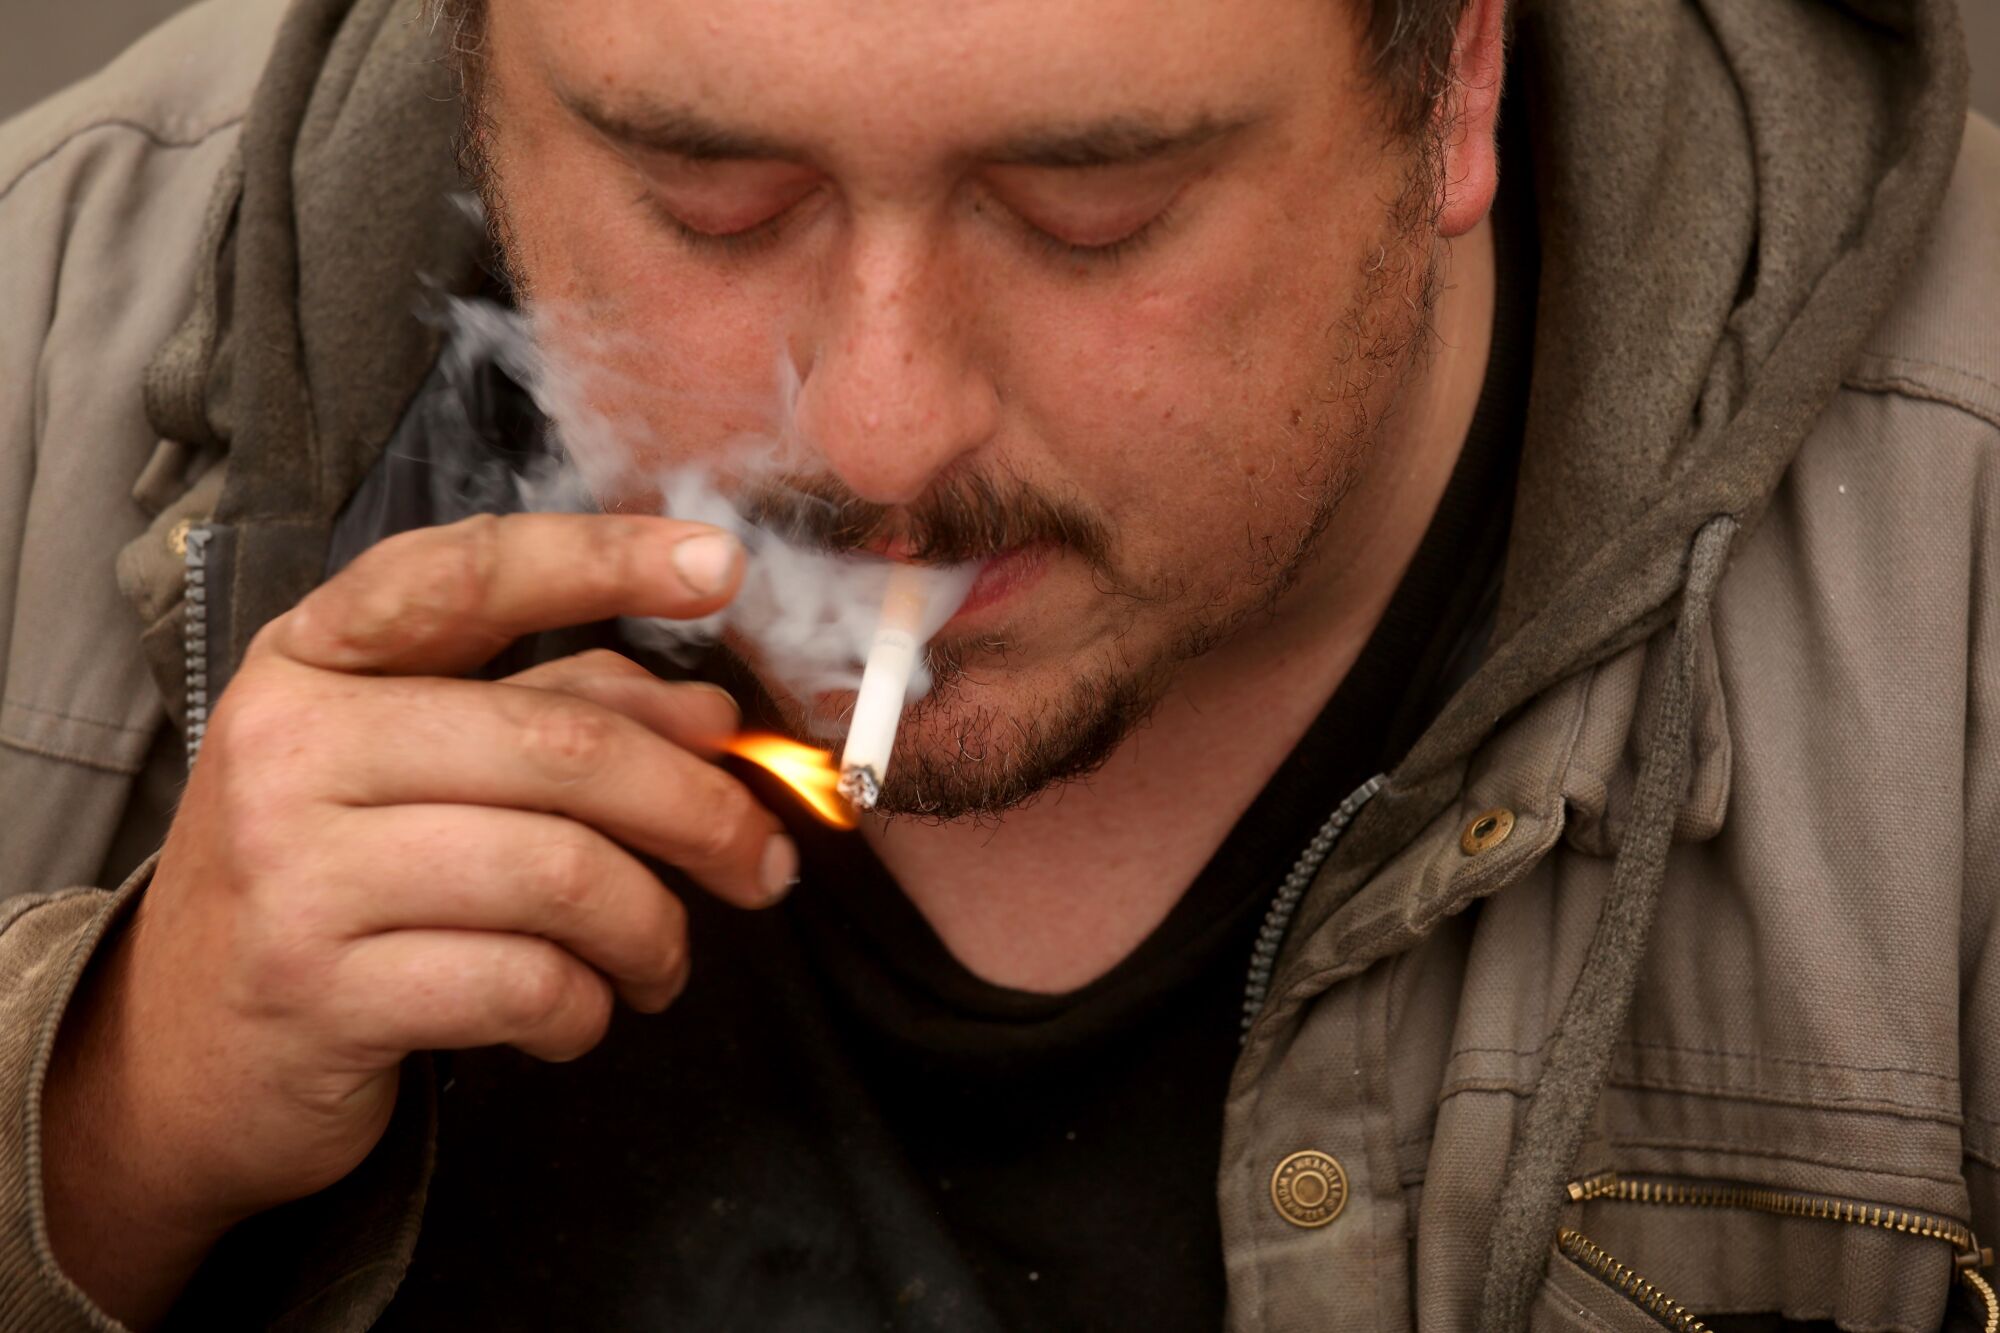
left=1565, top=1171, right=1620, bottom=1203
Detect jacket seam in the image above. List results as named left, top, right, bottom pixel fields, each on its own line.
left=1605, top=1076, right=1958, bottom=1122
left=0, top=115, right=246, bottom=210
left=1437, top=1075, right=1960, bottom=1123
left=0, top=733, right=146, bottom=777
left=1446, top=1039, right=1957, bottom=1084
left=1842, top=360, right=2000, bottom=433
left=0, top=698, right=154, bottom=736
left=1597, top=1135, right=1970, bottom=1189
left=1853, top=351, right=2000, bottom=399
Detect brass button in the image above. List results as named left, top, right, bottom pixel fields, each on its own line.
left=167, top=518, right=194, bottom=558
left=1460, top=807, right=1515, bottom=855
left=1271, top=1150, right=1348, bottom=1228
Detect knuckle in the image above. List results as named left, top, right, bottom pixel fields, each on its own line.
left=208, top=680, right=300, bottom=766
left=685, top=774, right=753, bottom=866
left=498, top=946, right=575, bottom=1033
left=527, top=828, right=602, bottom=921
left=575, top=648, right=641, bottom=682
left=236, top=904, right=329, bottom=1012
left=571, top=516, right=638, bottom=607
left=550, top=979, right=614, bottom=1060
left=518, top=696, right=616, bottom=783
left=212, top=768, right=309, bottom=878
left=307, top=517, right=503, bottom=662
left=652, top=907, right=689, bottom=983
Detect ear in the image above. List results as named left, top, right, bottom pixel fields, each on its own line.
left=1433, top=0, right=1507, bottom=239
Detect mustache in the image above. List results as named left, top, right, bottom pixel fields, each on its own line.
left=741, top=470, right=1114, bottom=573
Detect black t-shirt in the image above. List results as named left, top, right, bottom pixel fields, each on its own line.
left=357, top=160, right=1535, bottom=1333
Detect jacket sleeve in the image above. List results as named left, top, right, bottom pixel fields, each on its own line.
left=0, top=874, right=144, bottom=1331
left=0, top=859, right=437, bottom=1333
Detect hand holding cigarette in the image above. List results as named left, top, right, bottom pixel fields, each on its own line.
left=43, top=514, right=787, bottom=1327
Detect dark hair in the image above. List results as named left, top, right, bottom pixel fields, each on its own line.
left=1360, top=0, right=1470, bottom=136
left=433, top=0, right=1469, bottom=140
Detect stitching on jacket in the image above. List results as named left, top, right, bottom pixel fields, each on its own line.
left=1843, top=373, right=2000, bottom=431
left=1953, top=1109, right=2000, bottom=1132
left=1604, top=1075, right=1959, bottom=1122
left=0, top=115, right=245, bottom=209
left=0, top=887, right=99, bottom=935
left=1854, top=351, right=2000, bottom=398
left=1447, top=1039, right=1958, bottom=1085
left=1596, top=1134, right=1970, bottom=1189
left=1435, top=1074, right=1959, bottom=1124
left=0, top=697, right=154, bottom=735
left=1843, top=363, right=2000, bottom=433
left=0, top=730, right=145, bottom=775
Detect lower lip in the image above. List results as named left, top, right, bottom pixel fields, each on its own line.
left=945, top=546, right=1051, bottom=626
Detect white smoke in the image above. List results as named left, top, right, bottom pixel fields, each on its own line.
left=434, top=292, right=974, bottom=724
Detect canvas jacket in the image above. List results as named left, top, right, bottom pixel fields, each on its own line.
left=0, top=0, right=1994, bottom=1328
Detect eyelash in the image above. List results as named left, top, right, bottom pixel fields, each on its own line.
left=646, top=190, right=1178, bottom=268
left=1020, top=204, right=1177, bottom=268
left=654, top=203, right=797, bottom=258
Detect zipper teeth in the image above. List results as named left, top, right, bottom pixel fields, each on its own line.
left=1239, top=773, right=1386, bottom=1040
left=1555, top=1228, right=1710, bottom=1333
left=1965, top=1269, right=2000, bottom=1333
left=1567, top=1173, right=1979, bottom=1253
left=1565, top=1172, right=1999, bottom=1330
left=183, top=524, right=211, bottom=766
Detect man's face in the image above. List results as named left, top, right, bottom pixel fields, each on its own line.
left=472, top=0, right=1441, bottom=817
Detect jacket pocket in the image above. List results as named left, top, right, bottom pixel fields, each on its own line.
left=1529, top=1173, right=1999, bottom=1333
left=1532, top=1229, right=1710, bottom=1331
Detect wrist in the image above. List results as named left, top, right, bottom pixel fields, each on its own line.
left=42, top=920, right=234, bottom=1328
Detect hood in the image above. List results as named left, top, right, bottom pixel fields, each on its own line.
left=1395, top=0, right=1971, bottom=812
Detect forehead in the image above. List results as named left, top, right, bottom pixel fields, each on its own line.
left=505, top=0, right=1353, bottom=163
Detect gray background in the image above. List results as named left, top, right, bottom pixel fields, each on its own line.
left=2, top=1, right=1996, bottom=141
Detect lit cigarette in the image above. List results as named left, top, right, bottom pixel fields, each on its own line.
left=838, top=565, right=932, bottom=811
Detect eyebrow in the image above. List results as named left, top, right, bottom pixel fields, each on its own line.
left=563, top=92, right=1258, bottom=170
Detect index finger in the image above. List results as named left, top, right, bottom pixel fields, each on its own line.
left=267, top=514, right=743, bottom=676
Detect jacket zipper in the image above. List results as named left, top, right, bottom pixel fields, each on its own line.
left=181, top=522, right=212, bottom=766
left=1560, top=1171, right=1999, bottom=1332
left=1240, top=773, right=1386, bottom=1041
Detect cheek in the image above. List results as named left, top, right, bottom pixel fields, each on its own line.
left=996, top=248, right=1356, bottom=556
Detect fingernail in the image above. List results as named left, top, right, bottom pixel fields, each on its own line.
left=759, top=834, right=799, bottom=902
left=672, top=531, right=742, bottom=597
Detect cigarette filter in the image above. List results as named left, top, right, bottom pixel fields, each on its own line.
left=838, top=565, right=932, bottom=811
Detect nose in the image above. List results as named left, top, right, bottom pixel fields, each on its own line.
left=790, top=224, right=999, bottom=506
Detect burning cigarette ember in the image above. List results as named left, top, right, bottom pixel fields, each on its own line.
left=723, top=733, right=857, bottom=830
left=838, top=565, right=933, bottom=812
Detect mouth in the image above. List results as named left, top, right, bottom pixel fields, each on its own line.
left=944, top=545, right=1051, bottom=627
left=852, top=535, right=1053, bottom=630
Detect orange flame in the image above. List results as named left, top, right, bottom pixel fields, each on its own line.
left=723, top=733, right=857, bottom=830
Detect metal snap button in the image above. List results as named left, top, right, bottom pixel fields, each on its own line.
left=1460, top=807, right=1516, bottom=855
left=1271, top=1150, right=1348, bottom=1228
